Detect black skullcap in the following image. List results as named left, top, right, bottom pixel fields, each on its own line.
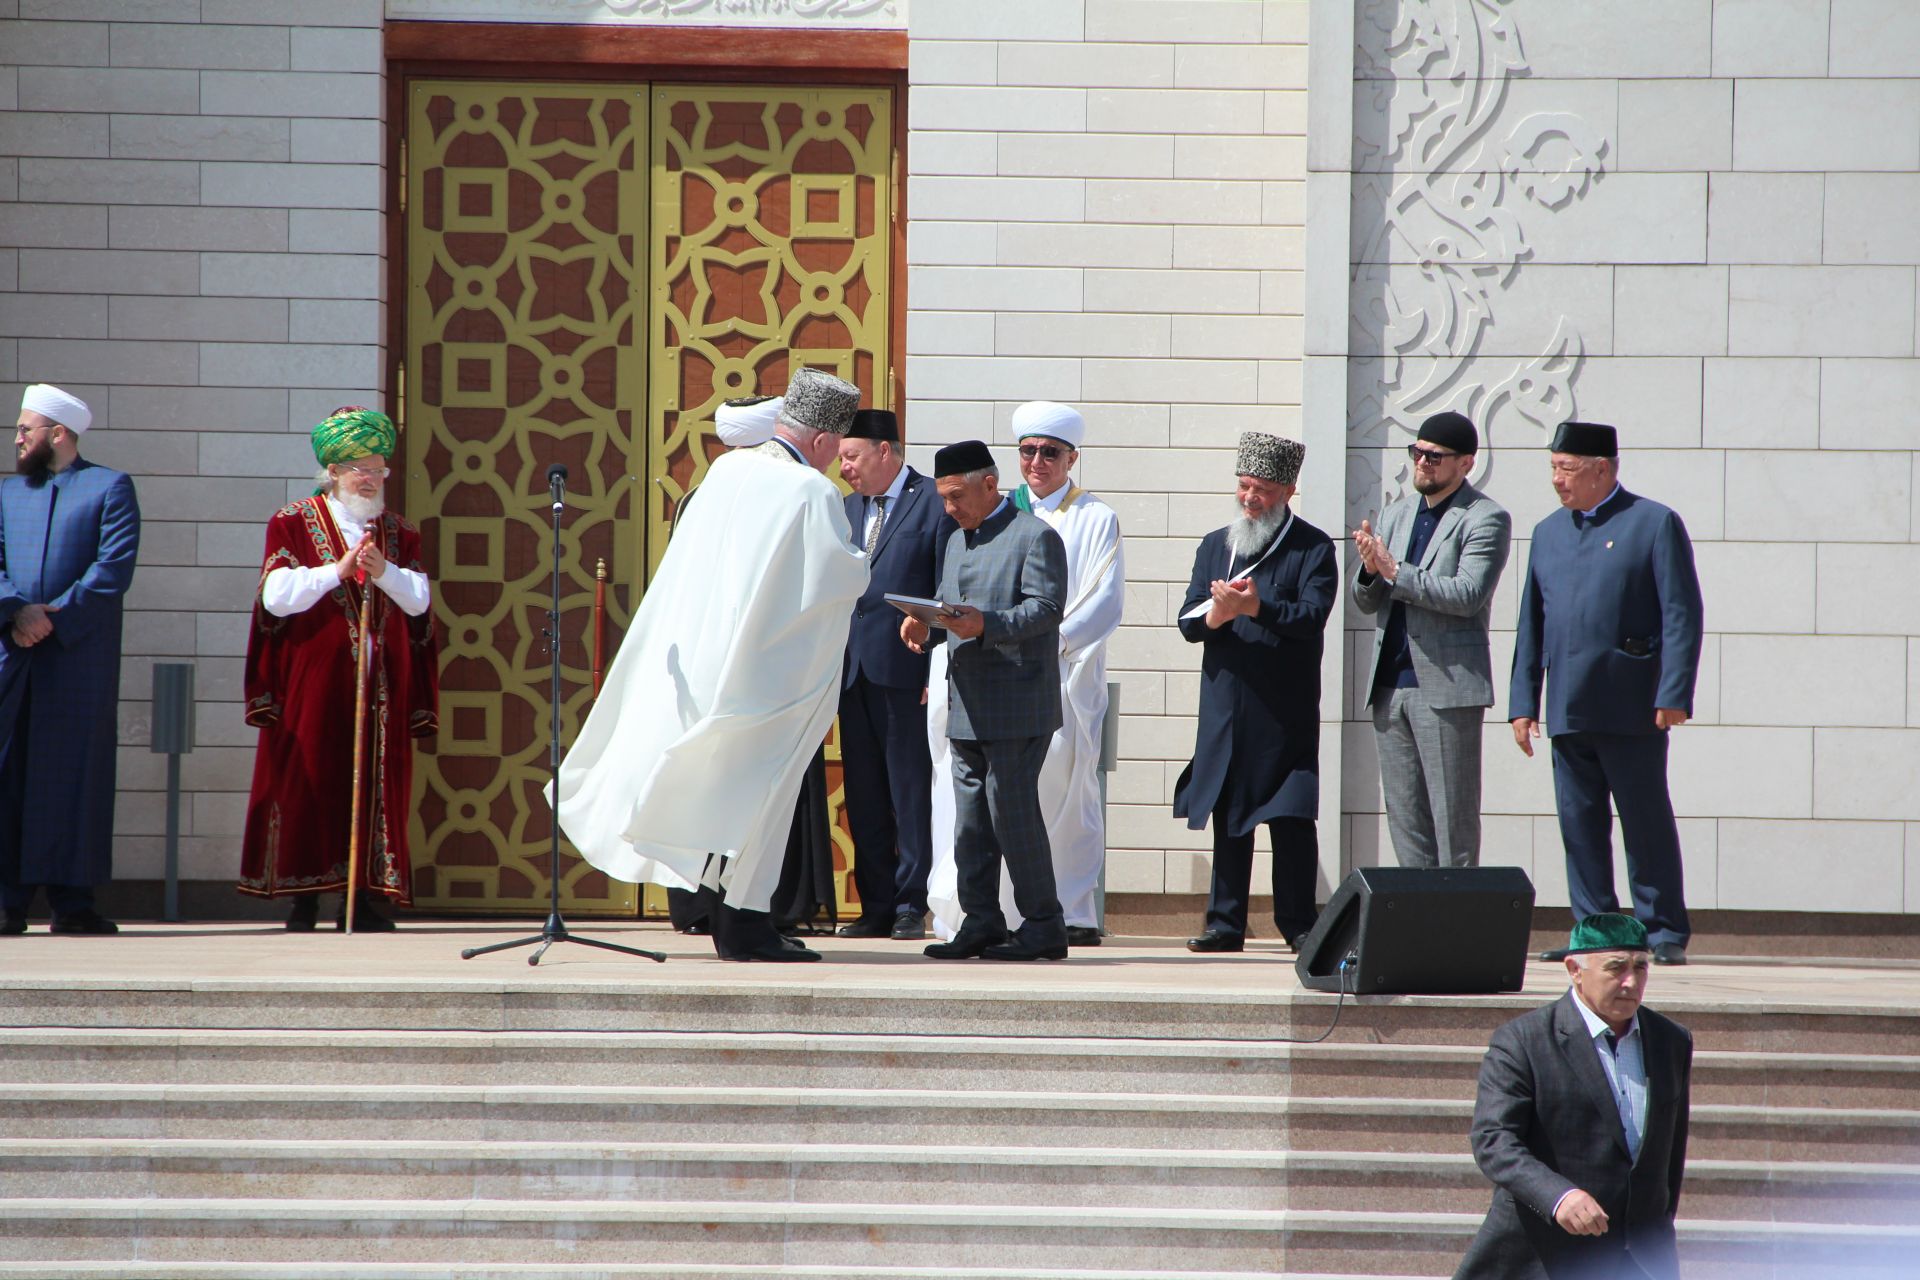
left=847, top=409, right=899, bottom=442
left=1418, top=411, right=1478, bottom=456
left=1550, top=421, right=1617, bottom=458
left=933, top=439, right=996, bottom=478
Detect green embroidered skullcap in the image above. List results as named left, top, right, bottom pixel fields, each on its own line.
left=311, top=406, right=397, bottom=466
left=1567, top=912, right=1650, bottom=955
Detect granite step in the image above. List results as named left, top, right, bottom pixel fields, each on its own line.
left=2, top=1201, right=1915, bottom=1275
left=6, top=1084, right=1917, bottom=1159
left=3, top=1140, right=1915, bottom=1222
left=6, top=979, right=1919, bottom=1054
left=0, top=1266, right=1432, bottom=1280
left=7, top=1029, right=1918, bottom=1109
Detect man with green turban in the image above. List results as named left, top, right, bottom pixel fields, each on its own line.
left=1456, top=913, right=1693, bottom=1280
left=238, top=406, right=440, bottom=931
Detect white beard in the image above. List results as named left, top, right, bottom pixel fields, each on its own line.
left=1226, top=503, right=1287, bottom=559
left=335, top=489, right=385, bottom=524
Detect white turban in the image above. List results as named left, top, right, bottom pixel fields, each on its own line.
left=714, top=395, right=782, bottom=448
left=20, top=384, right=91, bottom=434
left=1011, top=400, right=1083, bottom=450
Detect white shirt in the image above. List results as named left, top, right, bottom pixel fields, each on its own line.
left=862, top=461, right=910, bottom=551
left=261, top=496, right=431, bottom=619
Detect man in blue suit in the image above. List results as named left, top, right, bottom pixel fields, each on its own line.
left=1509, top=421, right=1703, bottom=966
left=0, top=385, right=141, bottom=935
left=835, top=409, right=954, bottom=940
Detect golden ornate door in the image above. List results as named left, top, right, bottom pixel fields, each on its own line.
left=405, top=78, right=892, bottom=916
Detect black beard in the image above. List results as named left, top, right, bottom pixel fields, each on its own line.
left=15, top=439, right=53, bottom=482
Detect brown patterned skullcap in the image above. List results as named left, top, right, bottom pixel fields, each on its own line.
left=1236, top=431, right=1305, bottom=484
left=781, top=367, right=860, bottom=435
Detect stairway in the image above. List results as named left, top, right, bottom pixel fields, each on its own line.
left=0, top=973, right=1916, bottom=1278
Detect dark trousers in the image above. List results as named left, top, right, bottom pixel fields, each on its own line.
left=1205, top=813, right=1318, bottom=942
left=839, top=675, right=933, bottom=919
left=0, top=681, right=94, bottom=919
left=1550, top=731, right=1690, bottom=948
left=950, top=734, right=1065, bottom=947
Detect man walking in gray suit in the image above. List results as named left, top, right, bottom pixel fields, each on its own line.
left=901, top=440, right=1070, bottom=962
left=1352, top=412, right=1512, bottom=868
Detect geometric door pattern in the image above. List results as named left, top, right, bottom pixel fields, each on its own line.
left=404, top=78, right=892, bottom=916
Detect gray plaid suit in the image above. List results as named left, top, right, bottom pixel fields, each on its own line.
left=933, top=501, right=1068, bottom=946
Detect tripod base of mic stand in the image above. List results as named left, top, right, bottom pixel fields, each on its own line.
left=461, top=911, right=667, bottom=965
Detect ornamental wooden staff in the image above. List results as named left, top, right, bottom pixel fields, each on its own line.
left=591, top=557, right=608, bottom=697
left=344, top=545, right=375, bottom=936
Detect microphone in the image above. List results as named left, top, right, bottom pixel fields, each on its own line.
left=547, top=463, right=567, bottom=509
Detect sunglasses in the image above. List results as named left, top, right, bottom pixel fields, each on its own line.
left=1018, top=443, right=1069, bottom=461
left=1407, top=444, right=1459, bottom=465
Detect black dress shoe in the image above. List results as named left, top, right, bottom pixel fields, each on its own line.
left=49, top=910, right=118, bottom=935
left=1066, top=925, right=1102, bottom=947
left=836, top=916, right=892, bottom=939
left=336, top=900, right=397, bottom=932
left=983, top=938, right=1068, bottom=961
left=285, top=897, right=319, bottom=932
left=1539, top=947, right=1571, bottom=962
left=924, top=926, right=1008, bottom=960
left=890, top=911, right=926, bottom=941
left=720, top=940, right=821, bottom=962
left=1185, top=930, right=1243, bottom=953
left=0, top=912, right=26, bottom=936
left=1652, top=942, right=1688, bottom=966
left=677, top=921, right=711, bottom=936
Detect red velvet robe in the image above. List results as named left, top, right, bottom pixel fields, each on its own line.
left=238, top=498, right=439, bottom=902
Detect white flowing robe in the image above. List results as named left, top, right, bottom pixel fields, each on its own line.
left=552, top=446, right=868, bottom=912
left=927, top=484, right=1125, bottom=935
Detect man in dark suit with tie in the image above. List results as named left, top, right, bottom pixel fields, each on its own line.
left=835, top=409, right=954, bottom=941
left=1174, top=432, right=1337, bottom=953
left=0, top=384, right=141, bottom=936
left=1456, top=912, right=1693, bottom=1280
left=900, top=440, right=1069, bottom=962
left=1510, top=422, right=1704, bottom=967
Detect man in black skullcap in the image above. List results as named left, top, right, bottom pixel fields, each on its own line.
left=1352, top=411, right=1511, bottom=869
left=835, top=409, right=954, bottom=940
left=1509, top=422, right=1704, bottom=966
left=899, top=441, right=1070, bottom=961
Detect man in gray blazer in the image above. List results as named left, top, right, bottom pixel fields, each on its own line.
left=901, top=440, right=1070, bottom=961
left=1352, top=412, right=1512, bottom=868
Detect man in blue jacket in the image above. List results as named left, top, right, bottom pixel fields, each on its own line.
left=1509, top=422, right=1702, bottom=966
left=836, top=409, right=953, bottom=940
left=0, top=385, right=141, bottom=935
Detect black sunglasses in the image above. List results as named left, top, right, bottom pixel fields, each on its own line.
left=1018, top=443, right=1069, bottom=461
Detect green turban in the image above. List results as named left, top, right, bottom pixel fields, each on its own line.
left=311, top=407, right=396, bottom=467
left=1566, top=912, right=1650, bottom=955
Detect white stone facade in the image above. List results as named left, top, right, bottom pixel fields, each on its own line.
left=1326, top=0, right=1920, bottom=914
left=903, top=0, right=1316, bottom=902
left=0, top=0, right=388, bottom=890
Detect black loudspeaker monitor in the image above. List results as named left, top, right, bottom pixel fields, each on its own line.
left=1294, top=866, right=1535, bottom=995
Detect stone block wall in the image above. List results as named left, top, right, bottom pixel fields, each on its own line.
left=904, top=0, right=1315, bottom=902
left=0, top=0, right=386, bottom=892
left=1329, top=0, right=1920, bottom=913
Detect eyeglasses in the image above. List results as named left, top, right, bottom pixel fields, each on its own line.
left=1407, top=444, right=1459, bottom=466
left=1018, top=443, right=1069, bottom=462
left=336, top=461, right=390, bottom=478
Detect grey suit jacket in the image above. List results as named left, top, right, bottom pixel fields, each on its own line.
left=1351, top=480, right=1512, bottom=710
left=933, top=502, right=1066, bottom=742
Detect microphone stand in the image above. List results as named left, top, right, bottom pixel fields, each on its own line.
left=463, top=463, right=666, bottom=966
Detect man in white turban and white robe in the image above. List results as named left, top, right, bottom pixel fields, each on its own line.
left=927, top=402, right=1124, bottom=946
left=554, top=370, right=867, bottom=961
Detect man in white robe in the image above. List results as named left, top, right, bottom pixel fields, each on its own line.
left=553, top=368, right=867, bottom=961
left=927, top=403, right=1124, bottom=945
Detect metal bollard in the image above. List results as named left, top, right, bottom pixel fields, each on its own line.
left=1095, top=680, right=1120, bottom=931
left=150, top=664, right=196, bottom=923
